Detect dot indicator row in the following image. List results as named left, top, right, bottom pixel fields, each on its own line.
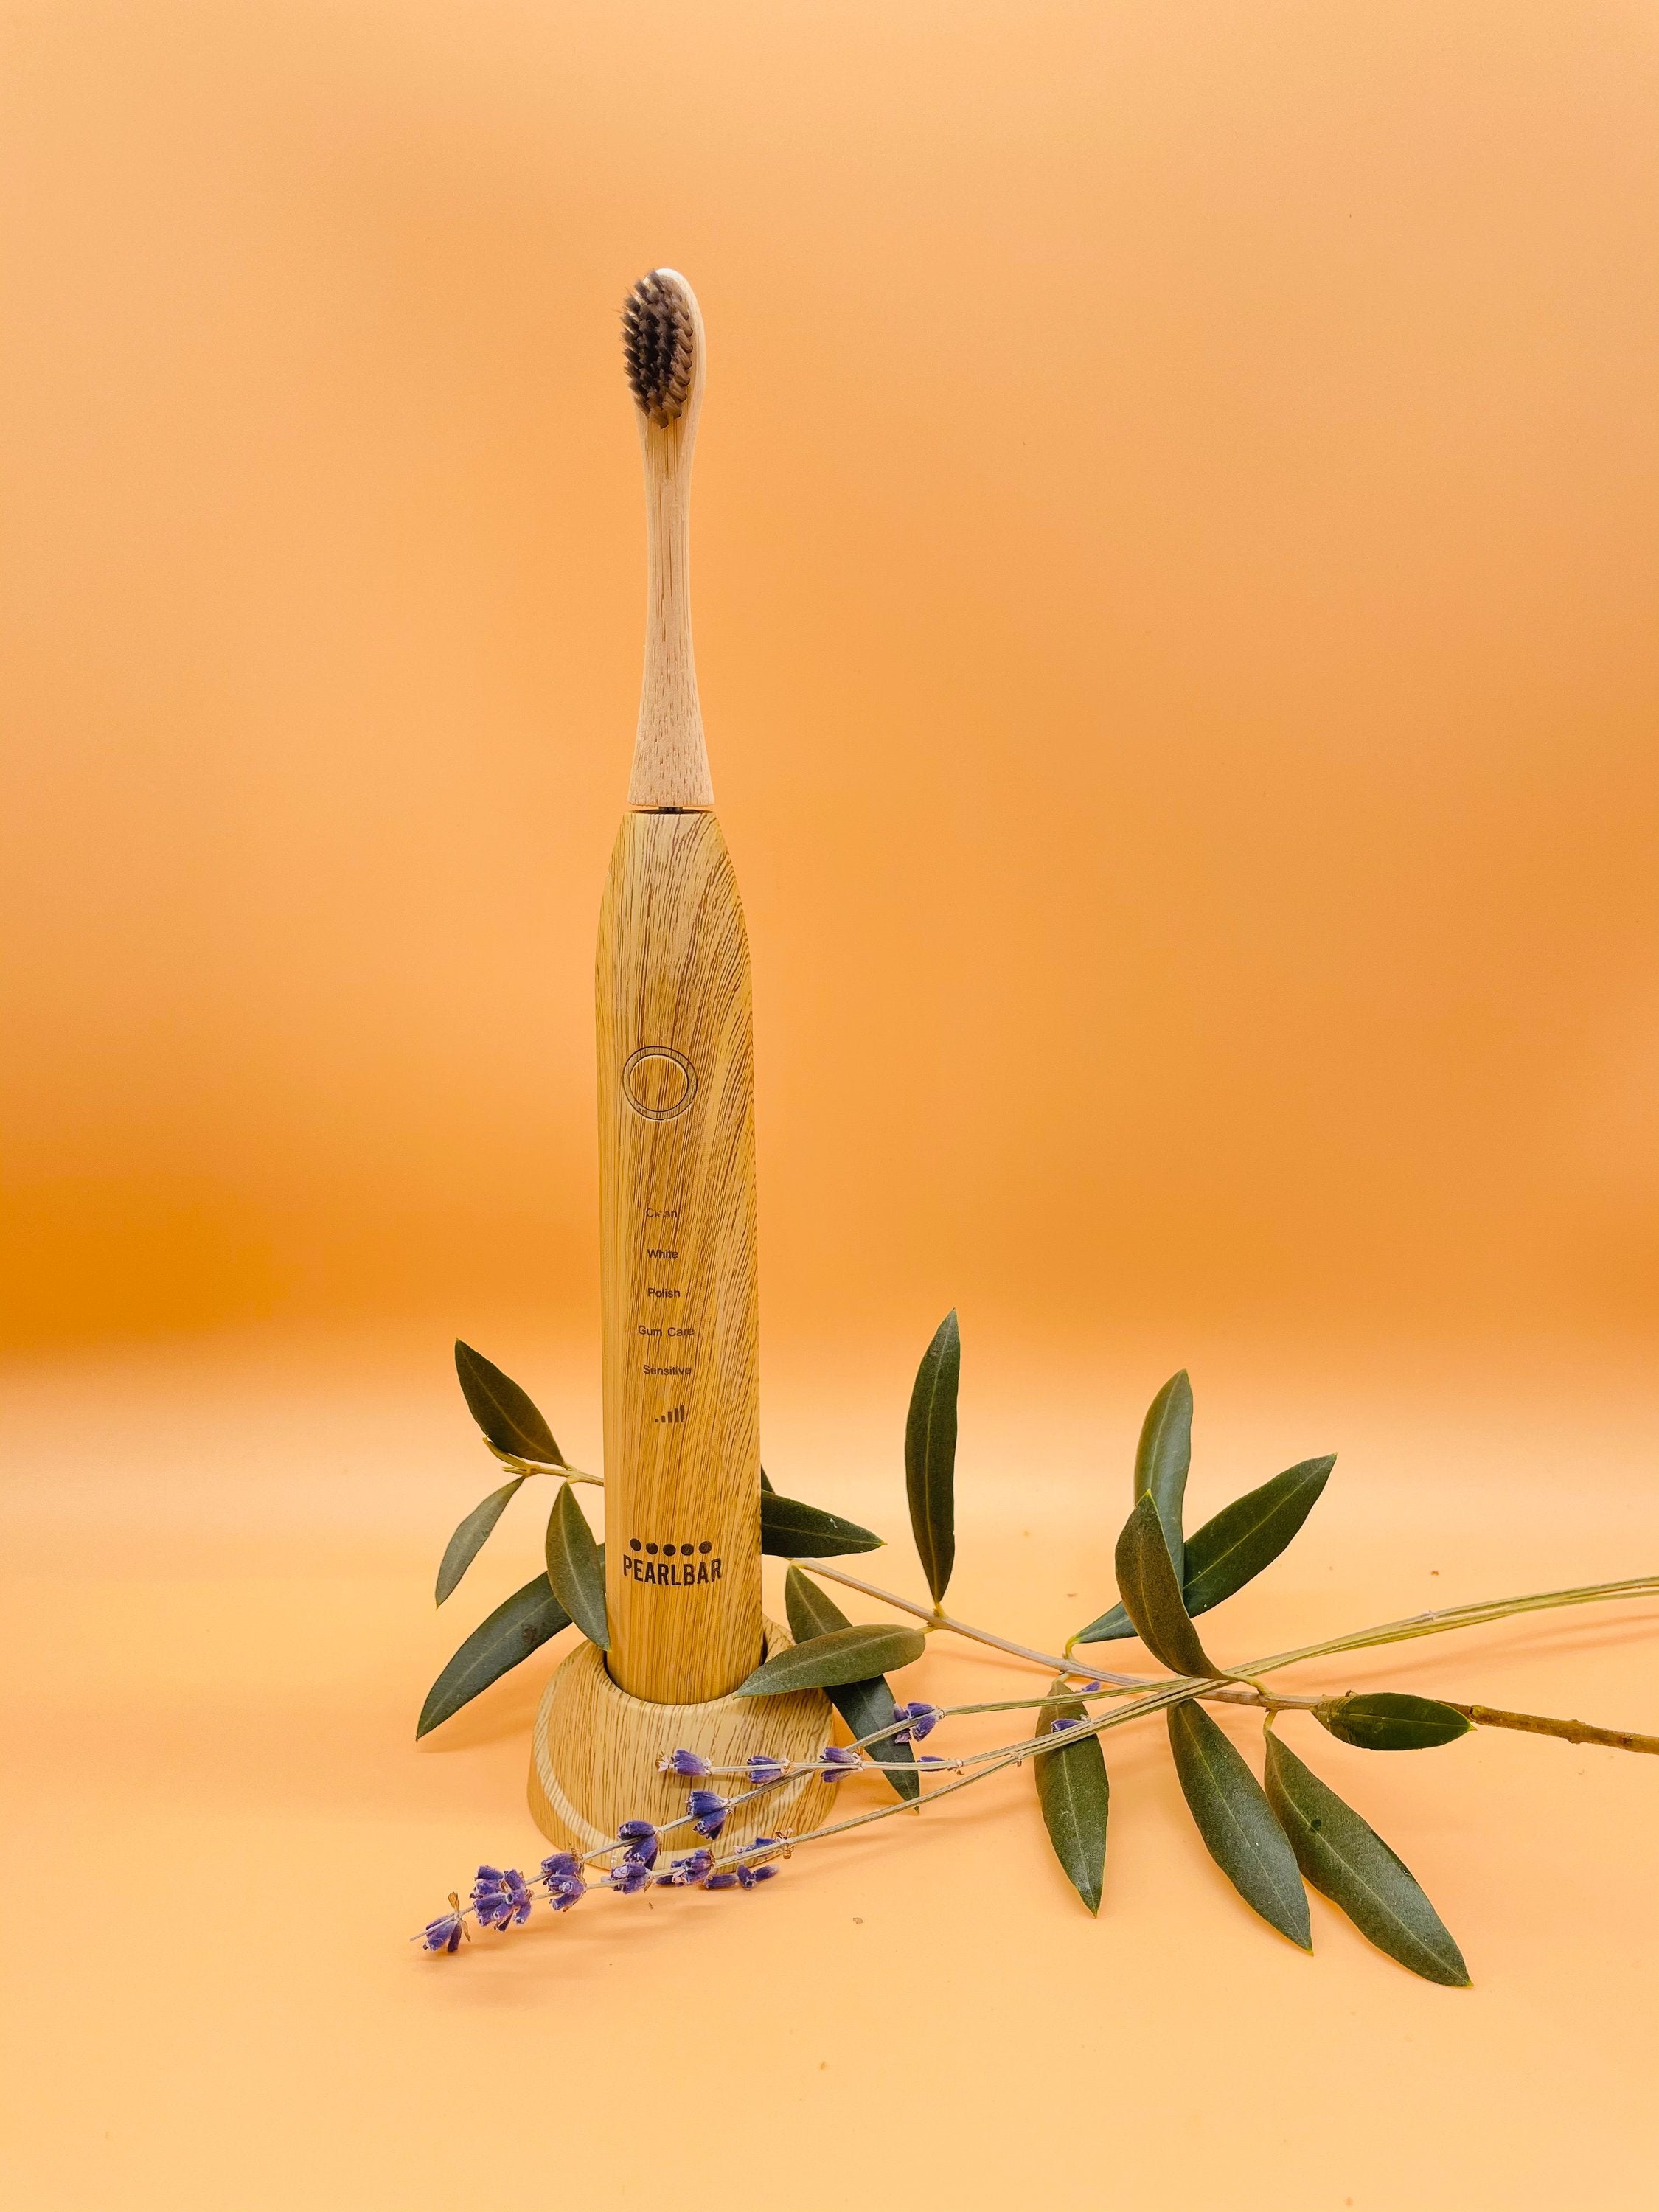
left=629, top=1538, right=713, bottom=1557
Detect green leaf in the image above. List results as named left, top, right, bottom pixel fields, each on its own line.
left=1113, top=1494, right=1233, bottom=1679
left=1135, top=1370, right=1192, bottom=1578
left=1265, top=1728, right=1470, bottom=1985
left=761, top=1489, right=883, bottom=1559
left=736, top=1623, right=927, bottom=1696
left=544, top=1482, right=608, bottom=1648
left=1316, top=1692, right=1472, bottom=1752
left=1178, top=1455, right=1334, bottom=1618
left=1167, top=1700, right=1310, bottom=1948
left=905, top=1310, right=959, bottom=1606
left=785, top=1567, right=918, bottom=1801
left=1033, top=1680, right=1109, bottom=1915
left=1068, top=1597, right=1135, bottom=1646
left=435, top=1477, right=526, bottom=1607
left=417, top=1573, right=571, bottom=1738
left=1072, top=1453, right=1335, bottom=1647
left=454, top=1340, right=563, bottom=1465
left=759, top=1466, right=775, bottom=1494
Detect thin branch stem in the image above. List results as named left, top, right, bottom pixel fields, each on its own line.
left=793, top=1557, right=1273, bottom=1703
left=1446, top=1702, right=1659, bottom=1755
left=1243, top=1573, right=1659, bottom=1675
left=487, top=1446, right=605, bottom=1489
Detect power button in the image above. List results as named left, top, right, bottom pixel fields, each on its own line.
left=622, top=1046, right=698, bottom=1121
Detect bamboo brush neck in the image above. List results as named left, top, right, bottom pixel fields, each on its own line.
left=628, top=279, right=713, bottom=811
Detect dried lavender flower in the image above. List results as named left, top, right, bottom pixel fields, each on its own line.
left=471, top=1866, right=533, bottom=1930
left=687, top=1790, right=730, bottom=1838
left=616, top=1820, right=659, bottom=1868
left=421, top=1896, right=467, bottom=1953
left=657, top=1848, right=714, bottom=1887
left=660, top=1748, right=711, bottom=1776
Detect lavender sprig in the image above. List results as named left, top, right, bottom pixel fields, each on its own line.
left=418, top=1571, right=1659, bottom=1955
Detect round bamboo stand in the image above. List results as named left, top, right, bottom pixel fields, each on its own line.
left=529, top=1616, right=838, bottom=1862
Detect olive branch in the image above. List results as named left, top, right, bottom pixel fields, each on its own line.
left=417, top=1320, right=1656, bottom=1981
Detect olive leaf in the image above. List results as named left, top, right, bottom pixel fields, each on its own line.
left=762, top=1491, right=883, bottom=1559
left=785, top=1567, right=918, bottom=1801
left=1317, top=1693, right=1472, bottom=1752
left=1264, top=1727, right=1470, bottom=1985
left=1113, top=1494, right=1235, bottom=1680
left=759, top=1466, right=775, bottom=1493
left=435, top=1477, right=525, bottom=1607
left=454, top=1340, right=563, bottom=1466
left=736, top=1623, right=927, bottom=1696
left=1033, top=1680, right=1109, bottom=1915
left=1068, top=1599, right=1136, bottom=1646
left=417, top=1573, right=571, bottom=1738
left=905, top=1310, right=959, bottom=1606
left=1167, top=1700, right=1310, bottom=1949
left=1178, top=1455, right=1335, bottom=1617
left=1135, top=1369, right=1192, bottom=1578
left=544, top=1481, right=608, bottom=1648
left=1074, top=1453, right=1334, bottom=1647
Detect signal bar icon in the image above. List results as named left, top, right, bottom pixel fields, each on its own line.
left=655, top=1404, right=686, bottom=1425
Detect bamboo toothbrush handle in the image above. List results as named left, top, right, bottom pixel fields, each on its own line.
left=597, top=809, right=762, bottom=1702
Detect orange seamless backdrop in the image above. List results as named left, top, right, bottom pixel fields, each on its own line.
left=4, top=0, right=1657, bottom=1360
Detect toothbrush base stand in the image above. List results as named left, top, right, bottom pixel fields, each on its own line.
left=529, top=1618, right=839, bottom=1863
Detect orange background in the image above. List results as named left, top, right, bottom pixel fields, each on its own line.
left=3, top=5, right=1657, bottom=2209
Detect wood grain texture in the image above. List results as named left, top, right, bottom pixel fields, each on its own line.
left=627, top=270, right=713, bottom=810
left=529, top=1618, right=838, bottom=1859
left=597, top=807, right=761, bottom=1700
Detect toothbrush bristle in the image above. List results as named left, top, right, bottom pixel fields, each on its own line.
left=622, top=271, right=695, bottom=427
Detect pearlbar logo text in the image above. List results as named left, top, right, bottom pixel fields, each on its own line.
left=622, top=1535, right=720, bottom=1588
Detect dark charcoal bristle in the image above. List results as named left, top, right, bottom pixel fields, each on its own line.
left=622, top=271, right=695, bottom=427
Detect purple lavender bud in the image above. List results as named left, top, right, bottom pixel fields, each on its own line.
left=546, top=1872, right=585, bottom=1913
left=1049, top=1714, right=1084, bottom=1733
left=616, top=1820, right=660, bottom=1868
left=607, top=1857, right=652, bottom=1895
left=659, top=1747, right=711, bottom=1777
left=470, top=1865, right=533, bottom=1930
left=734, top=1862, right=758, bottom=1888
left=687, top=1789, right=730, bottom=1838
left=702, top=1871, right=740, bottom=1889
left=892, top=1700, right=942, bottom=1744
left=819, top=1744, right=861, bottom=1781
left=751, top=1863, right=779, bottom=1882
left=916, top=1754, right=949, bottom=1768
left=746, top=1752, right=786, bottom=1787
left=1077, top=1677, right=1105, bottom=1694
left=421, top=1910, right=465, bottom=1953
left=540, top=1851, right=581, bottom=1885
left=657, top=1848, right=714, bottom=1886
left=468, top=1865, right=504, bottom=1926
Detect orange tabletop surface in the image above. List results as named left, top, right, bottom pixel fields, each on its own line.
left=4, top=1326, right=1656, bottom=2212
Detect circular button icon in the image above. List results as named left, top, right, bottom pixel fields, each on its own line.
left=622, top=1046, right=698, bottom=1121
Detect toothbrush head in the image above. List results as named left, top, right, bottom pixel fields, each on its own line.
left=622, top=271, right=697, bottom=428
